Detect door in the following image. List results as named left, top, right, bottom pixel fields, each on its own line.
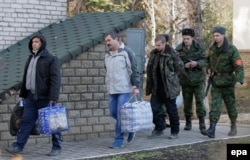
left=126, top=28, right=146, bottom=96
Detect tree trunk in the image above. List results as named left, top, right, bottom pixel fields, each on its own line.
left=187, top=0, right=204, bottom=45
left=145, top=0, right=156, bottom=46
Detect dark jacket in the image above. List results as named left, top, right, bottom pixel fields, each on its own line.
left=19, top=34, right=61, bottom=101
left=146, top=45, right=184, bottom=99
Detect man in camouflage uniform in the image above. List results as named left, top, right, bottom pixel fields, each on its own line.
left=175, top=28, right=207, bottom=135
left=206, top=26, right=244, bottom=138
left=146, top=34, right=184, bottom=139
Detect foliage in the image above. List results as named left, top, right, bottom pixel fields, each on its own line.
left=67, top=0, right=233, bottom=51
left=201, top=0, right=233, bottom=48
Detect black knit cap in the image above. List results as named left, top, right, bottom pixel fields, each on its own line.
left=213, top=26, right=226, bottom=34
left=182, top=28, right=195, bottom=37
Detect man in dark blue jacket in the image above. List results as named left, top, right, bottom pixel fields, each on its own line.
left=5, top=34, right=62, bottom=156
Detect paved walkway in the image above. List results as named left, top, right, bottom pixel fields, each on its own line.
left=1, top=121, right=250, bottom=160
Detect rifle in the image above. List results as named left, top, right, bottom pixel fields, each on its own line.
left=204, top=54, right=222, bottom=97
left=204, top=74, right=212, bottom=97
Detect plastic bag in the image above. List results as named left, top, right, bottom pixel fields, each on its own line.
left=38, top=104, right=69, bottom=134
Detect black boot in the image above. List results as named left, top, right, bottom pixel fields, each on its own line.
left=184, top=116, right=192, bottom=130
left=206, top=123, right=216, bottom=138
left=228, top=122, right=237, bottom=136
left=199, top=116, right=207, bottom=136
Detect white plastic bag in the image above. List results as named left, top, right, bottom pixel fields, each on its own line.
left=121, top=96, right=153, bottom=132
left=176, top=91, right=183, bottom=108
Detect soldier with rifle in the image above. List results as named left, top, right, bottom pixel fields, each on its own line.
left=175, top=28, right=207, bottom=135
left=205, top=26, right=244, bottom=138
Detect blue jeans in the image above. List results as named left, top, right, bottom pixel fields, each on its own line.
left=109, top=93, right=131, bottom=143
left=12, top=92, right=62, bottom=150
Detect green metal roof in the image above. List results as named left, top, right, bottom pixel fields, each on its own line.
left=0, top=11, right=145, bottom=102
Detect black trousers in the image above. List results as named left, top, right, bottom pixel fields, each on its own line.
left=150, top=94, right=180, bottom=134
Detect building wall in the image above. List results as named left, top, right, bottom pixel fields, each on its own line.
left=0, top=31, right=128, bottom=147
left=240, top=50, right=250, bottom=84
left=0, top=0, right=67, bottom=51
left=233, top=0, right=250, bottom=50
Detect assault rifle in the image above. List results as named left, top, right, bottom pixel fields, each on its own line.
left=204, top=75, right=212, bottom=97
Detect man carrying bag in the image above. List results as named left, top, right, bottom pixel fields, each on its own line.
left=5, top=34, right=62, bottom=156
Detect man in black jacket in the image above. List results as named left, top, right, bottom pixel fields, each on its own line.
left=146, top=35, right=184, bottom=139
left=6, top=34, right=62, bottom=156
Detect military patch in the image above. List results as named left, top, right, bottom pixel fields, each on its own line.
left=179, top=52, right=186, bottom=56
left=209, top=50, right=213, bottom=55
left=235, top=59, right=243, bottom=66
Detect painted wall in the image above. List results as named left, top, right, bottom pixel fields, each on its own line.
left=233, top=0, right=250, bottom=50
left=0, top=0, right=67, bottom=51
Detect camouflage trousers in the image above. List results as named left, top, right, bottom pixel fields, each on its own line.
left=182, top=83, right=206, bottom=117
left=209, top=86, right=237, bottom=123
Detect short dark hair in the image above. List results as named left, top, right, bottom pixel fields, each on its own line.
left=160, top=34, right=169, bottom=42
left=104, top=30, right=118, bottom=39
left=155, top=35, right=166, bottom=43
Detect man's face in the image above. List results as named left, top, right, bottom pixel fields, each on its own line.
left=105, top=35, right=117, bottom=51
left=213, top=33, right=224, bottom=44
left=32, top=37, right=42, bottom=52
left=155, top=40, right=165, bottom=52
left=183, top=35, right=193, bottom=46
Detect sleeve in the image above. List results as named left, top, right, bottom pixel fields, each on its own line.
left=125, top=47, right=140, bottom=88
left=196, top=47, right=206, bottom=68
left=49, top=55, right=61, bottom=101
left=145, top=51, right=154, bottom=95
left=231, top=46, right=244, bottom=84
left=172, top=49, right=184, bottom=76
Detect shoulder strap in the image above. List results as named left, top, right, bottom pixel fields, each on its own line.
left=211, top=54, right=222, bottom=75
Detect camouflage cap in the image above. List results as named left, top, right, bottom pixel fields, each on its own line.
left=213, top=26, right=226, bottom=34
left=182, top=28, right=195, bottom=37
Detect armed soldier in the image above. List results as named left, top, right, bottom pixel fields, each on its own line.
left=175, top=28, right=207, bottom=135
left=206, top=26, right=244, bottom=138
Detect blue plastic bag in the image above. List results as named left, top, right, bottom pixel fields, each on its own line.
left=38, top=104, right=69, bottom=134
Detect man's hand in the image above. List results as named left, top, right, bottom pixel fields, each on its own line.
left=132, top=88, right=140, bottom=95
left=49, top=100, right=57, bottom=105
left=189, top=60, right=198, bottom=68
left=185, top=62, right=192, bottom=68
left=235, top=82, right=242, bottom=88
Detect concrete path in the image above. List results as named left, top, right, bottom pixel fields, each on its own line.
left=1, top=122, right=250, bottom=160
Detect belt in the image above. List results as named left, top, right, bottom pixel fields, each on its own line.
left=214, top=72, right=232, bottom=76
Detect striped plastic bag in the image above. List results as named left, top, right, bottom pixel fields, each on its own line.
left=121, top=96, right=153, bottom=133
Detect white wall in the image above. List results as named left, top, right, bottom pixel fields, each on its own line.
left=0, top=0, right=67, bottom=51
left=233, top=0, right=250, bottom=50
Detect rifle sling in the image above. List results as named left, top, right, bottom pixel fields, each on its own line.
left=211, top=54, right=222, bottom=76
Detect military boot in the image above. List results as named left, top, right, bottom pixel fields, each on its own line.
left=228, top=122, right=237, bottom=136
left=206, top=122, right=216, bottom=138
left=198, top=116, right=207, bottom=136
left=184, top=116, right=192, bottom=130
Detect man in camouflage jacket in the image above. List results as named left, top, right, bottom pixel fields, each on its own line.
left=146, top=34, right=184, bottom=139
left=206, top=26, right=244, bottom=138
left=175, top=28, right=207, bottom=135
